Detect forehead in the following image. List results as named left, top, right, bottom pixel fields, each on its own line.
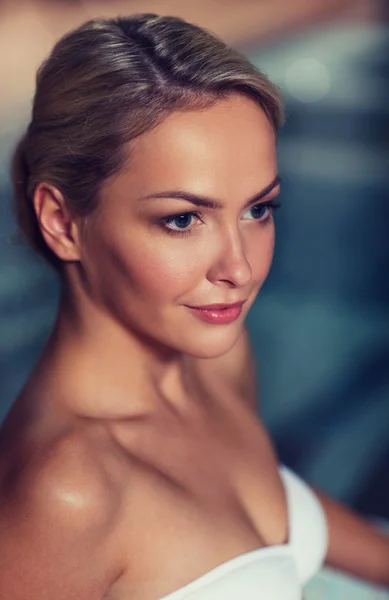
left=113, top=94, right=277, bottom=200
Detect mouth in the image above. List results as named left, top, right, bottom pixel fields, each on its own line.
left=188, top=301, right=246, bottom=310
left=185, top=301, right=246, bottom=324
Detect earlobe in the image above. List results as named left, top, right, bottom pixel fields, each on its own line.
left=33, top=183, right=81, bottom=263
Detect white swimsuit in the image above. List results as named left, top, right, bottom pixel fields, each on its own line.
left=160, top=465, right=328, bottom=600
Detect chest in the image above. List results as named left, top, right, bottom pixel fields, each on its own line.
left=109, top=387, right=289, bottom=599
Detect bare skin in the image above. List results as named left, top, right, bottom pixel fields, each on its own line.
left=0, top=94, right=388, bottom=599
left=1, top=327, right=285, bottom=600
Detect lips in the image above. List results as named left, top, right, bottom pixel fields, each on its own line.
left=185, top=301, right=246, bottom=324
left=190, top=302, right=245, bottom=310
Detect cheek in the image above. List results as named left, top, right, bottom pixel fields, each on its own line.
left=247, top=226, right=275, bottom=281
left=109, top=236, right=208, bottom=301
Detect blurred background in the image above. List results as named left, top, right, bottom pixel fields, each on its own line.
left=0, top=0, right=388, bottom=521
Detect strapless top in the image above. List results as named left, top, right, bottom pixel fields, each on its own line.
left=159, top=465, right=328, bottom=600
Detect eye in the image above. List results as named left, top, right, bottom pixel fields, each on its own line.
left=242, top=200, right=280, bottom=221
left=160, top=212, right=201, bottom=235
left=168, top=214, right=196, bottom=230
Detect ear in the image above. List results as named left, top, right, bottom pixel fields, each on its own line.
left=33, top=183, right=81, bottom=263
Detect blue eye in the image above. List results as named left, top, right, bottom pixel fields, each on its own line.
left=169, top=214, right=195, bottom=229
left=250, top=204, right=268, bottom=219
left=243, top=200, right=280, bottom=221
left=160, top=212, right=200, bottom=236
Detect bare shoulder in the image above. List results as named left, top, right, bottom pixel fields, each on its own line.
left=0, top=424, right=124, bottom=598
left=1, top=424, right=120, bottom=521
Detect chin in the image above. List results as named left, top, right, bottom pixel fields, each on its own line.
left=179, top=322, right=243, bottom=360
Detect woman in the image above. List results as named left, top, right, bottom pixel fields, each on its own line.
left=0, top=14, right=388, bottom=599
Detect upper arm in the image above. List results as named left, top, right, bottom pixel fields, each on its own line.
left=315, top=488, right=389, bottom=585
left=0, top=435, right=122, bottom=599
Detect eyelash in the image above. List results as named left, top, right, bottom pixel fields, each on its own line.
left=159, top=199, right=281, bottom=237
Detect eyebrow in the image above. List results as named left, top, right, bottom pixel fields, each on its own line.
left=139, top=175, right=281, bottom=210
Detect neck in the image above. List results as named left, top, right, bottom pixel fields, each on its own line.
left=33, top=284, right=185, bottom=421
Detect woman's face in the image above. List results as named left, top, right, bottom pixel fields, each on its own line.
left=79, top=93, right=279, bottom=358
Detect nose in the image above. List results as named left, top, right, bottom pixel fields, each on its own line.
left=207, top=227, right=252, bottom=288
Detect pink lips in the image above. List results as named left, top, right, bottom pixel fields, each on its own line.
left=186, top=302, right=245, bottom=324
